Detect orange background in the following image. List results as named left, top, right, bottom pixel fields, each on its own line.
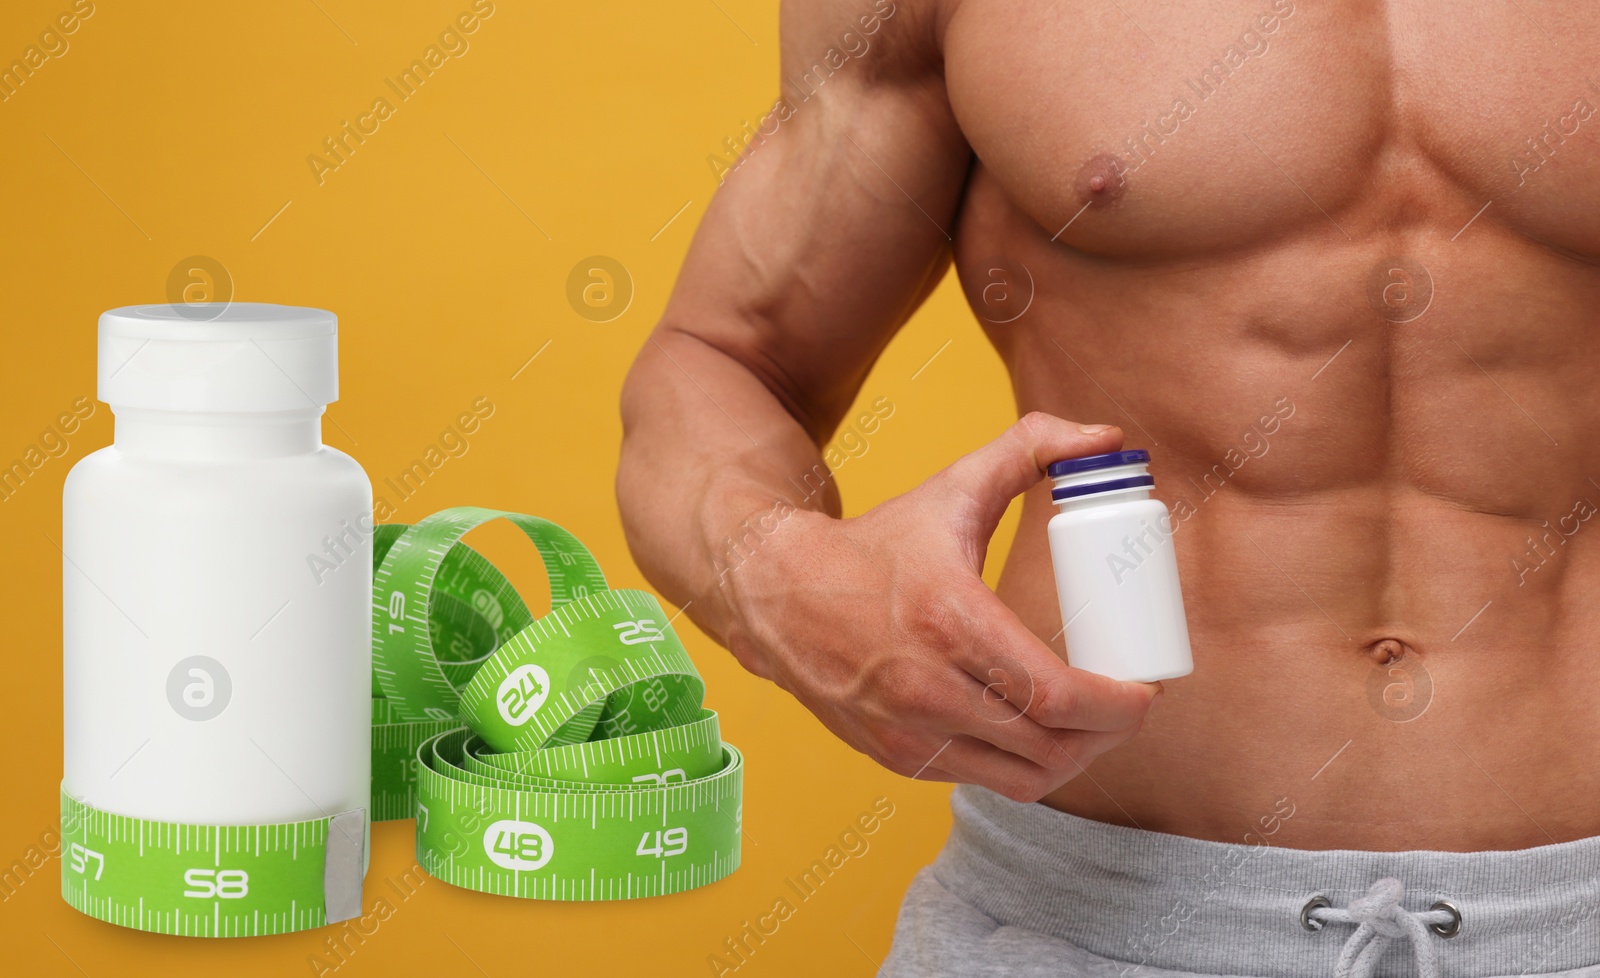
left=0, top=1, right=1023, bottom=974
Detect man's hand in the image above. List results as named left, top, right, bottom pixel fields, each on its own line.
left=720, top=413, right=1162, bottom=802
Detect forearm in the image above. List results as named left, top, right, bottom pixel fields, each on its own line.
left=617, top=0, right=965, bottom=659
left=617, top=323, right=841, bottom=652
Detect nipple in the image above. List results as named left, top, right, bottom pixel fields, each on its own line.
left=1074, top=152, right=1128, bottom=208
left=1363, top=638, right=1411, bottom=666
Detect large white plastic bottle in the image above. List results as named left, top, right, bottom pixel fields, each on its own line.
left=62, top=303, right=372, bottom=836
left=1046, top=449, right=1193, bottom=683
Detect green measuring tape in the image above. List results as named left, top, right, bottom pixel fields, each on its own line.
left=58, top=795, right=365, bottom=937
left=60, top=505, right=741, bottom=936
left=368, top=520, right=524, bottom=822
left=372, top=507, right=743, bottom=900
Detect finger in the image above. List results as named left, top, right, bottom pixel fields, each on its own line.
left=927, top=412, right=1123, bottom=565
left=951, top=667, right=1144, bottom=767
left=956, top=585, right=1160, bottom=731
left=897, top=735, right=1065, bottom=803
left=956, top=693, right=1139, bottom=773
left=902, top=722, right=1136, bottom=791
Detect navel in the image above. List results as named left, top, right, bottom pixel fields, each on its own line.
left=1362, top=637, right=1432, bottom=722
left=1363, top=638, right=1412, bottom=666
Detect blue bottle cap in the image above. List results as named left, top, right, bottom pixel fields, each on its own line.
left=1046, top=449, right=1150, bottom=479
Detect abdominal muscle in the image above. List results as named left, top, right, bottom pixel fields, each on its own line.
left=964, top=230, right=1600, bottom=853
left=996, top=465, right=1600, bottom=852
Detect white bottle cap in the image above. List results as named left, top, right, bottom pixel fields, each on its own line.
left=98, top=303, right=338, bottom=413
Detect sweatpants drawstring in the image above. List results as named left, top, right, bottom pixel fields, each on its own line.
left=1301, top=878, right=1461, bottom=978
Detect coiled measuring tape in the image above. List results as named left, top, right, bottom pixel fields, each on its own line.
left=369, top=521, right=521, bottom=822
left=60, top=506, right=741, bottom=936
left=371, top=507, right=743, bottom=900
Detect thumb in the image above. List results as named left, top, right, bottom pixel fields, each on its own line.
left=931, top=412, right=1123, bottom=566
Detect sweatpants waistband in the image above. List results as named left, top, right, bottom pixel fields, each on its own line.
left=933, top=784, right=1600, bottom=977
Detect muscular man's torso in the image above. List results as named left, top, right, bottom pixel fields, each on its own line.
left=936, top=0, right=1600, bottom=849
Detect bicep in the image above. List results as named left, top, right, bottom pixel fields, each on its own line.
left=658, top=0, right=971, bottom=442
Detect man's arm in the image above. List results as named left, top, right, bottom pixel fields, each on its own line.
left=622, top=0, right=964, bottom=638
left=618, top=0, right=1157, bottom=801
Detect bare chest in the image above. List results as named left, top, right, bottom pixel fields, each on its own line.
left=943, top=0, right=1600, bottom=258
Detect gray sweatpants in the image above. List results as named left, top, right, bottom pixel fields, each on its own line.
left=883, top=784, right=1600, bottom=978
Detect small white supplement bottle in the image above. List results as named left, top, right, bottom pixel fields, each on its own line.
left=62, top=304, right=372, bottom=869
left=1046, top=449, right=1193, bottom=682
